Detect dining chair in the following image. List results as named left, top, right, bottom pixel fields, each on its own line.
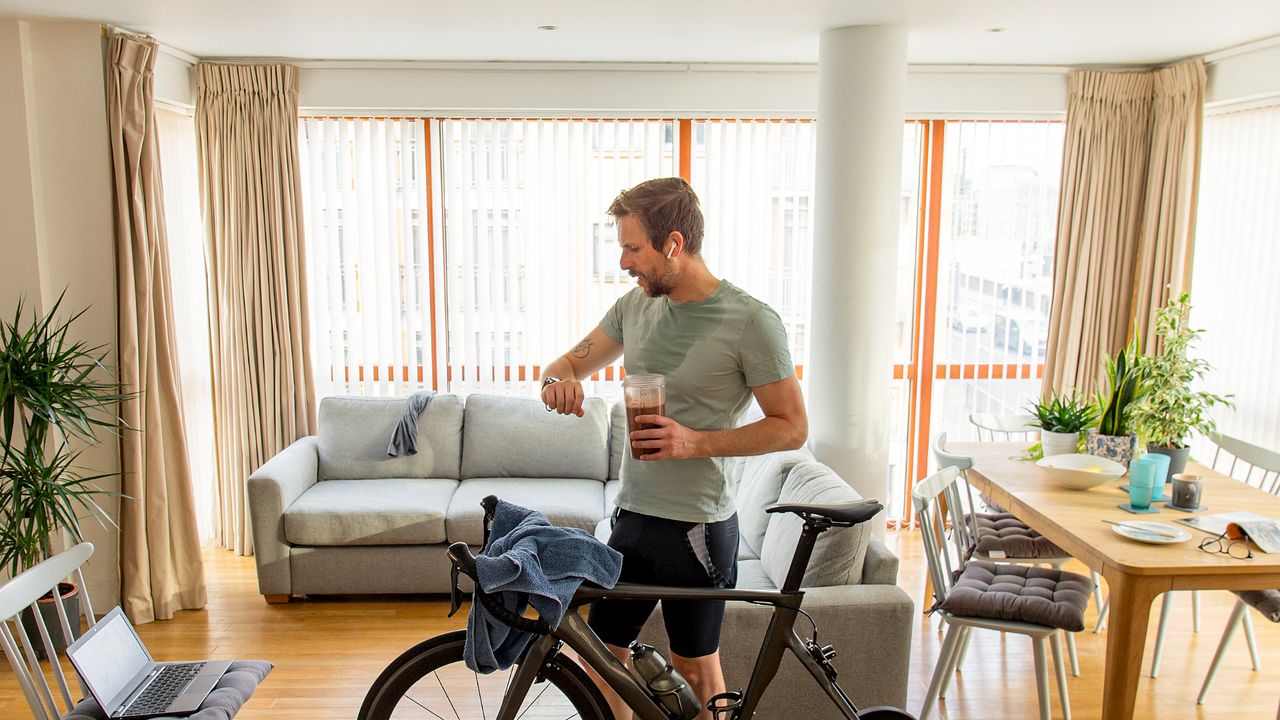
left=915, top=466, right=1093, bottom=720
left=934, top=432, right=1095, bottom=676
left=969, top=412, right=1039, bottom=442
left=1, top=542, right=272, bottom=720
left=1146, top=431, right=1280, bottom=679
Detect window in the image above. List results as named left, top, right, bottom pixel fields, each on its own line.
left=438, top=118, right=676, bottom=395
left=1189, top=103, right=1280, bottom=458
left=300, top=118, right=431, bottom=395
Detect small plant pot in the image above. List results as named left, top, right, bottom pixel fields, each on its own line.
left=1041, top=430, right=1080, bottom=458
left=20, top=582, right=81, bottom=659
left=1086, top=430, right=1138, bottom=468
left=1147, top=444, right=1191, bottom=483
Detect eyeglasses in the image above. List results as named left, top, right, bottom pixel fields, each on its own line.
left=1198, top=531, right=1254, bottom=560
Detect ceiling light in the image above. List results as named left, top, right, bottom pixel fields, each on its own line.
left=985, top=27, right=1006, bottom=33
left=538, top=25, right=558, bottom=31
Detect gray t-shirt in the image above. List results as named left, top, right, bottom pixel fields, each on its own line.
left=600, top=280, right=793, bottom=523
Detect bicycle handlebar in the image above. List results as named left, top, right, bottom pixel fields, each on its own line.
left=447, top=542, right=552, bottom=635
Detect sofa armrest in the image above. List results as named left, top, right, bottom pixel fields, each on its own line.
left=861, top=537, right=899, bottom=586
left=247, top=436, right=319, bottom=596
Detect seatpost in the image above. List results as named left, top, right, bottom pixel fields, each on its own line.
left=780, top=519, right=829, bottom=593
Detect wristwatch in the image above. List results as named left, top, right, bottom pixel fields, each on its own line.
left=540, top=376, right=561, bottom=412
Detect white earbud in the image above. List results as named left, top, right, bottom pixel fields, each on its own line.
left=666, top=245, right=675, bottom=259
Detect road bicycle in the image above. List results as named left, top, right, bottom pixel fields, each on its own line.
left=359, top=496, right=916, bottom=720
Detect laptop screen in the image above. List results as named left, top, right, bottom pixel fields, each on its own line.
left=70, top=608, right=152, bottom=706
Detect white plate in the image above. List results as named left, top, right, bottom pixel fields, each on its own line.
left=1110, top=521, right=1191, bottom=545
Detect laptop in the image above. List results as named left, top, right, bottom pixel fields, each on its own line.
left=66, top=606, right=232, bottom=719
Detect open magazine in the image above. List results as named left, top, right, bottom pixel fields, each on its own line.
left=1177, top=511, right=1280, bottom=553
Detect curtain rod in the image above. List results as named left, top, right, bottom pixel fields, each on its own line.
left=101, top=24, right=199, bottom=66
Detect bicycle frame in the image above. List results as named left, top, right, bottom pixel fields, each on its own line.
left=492, top=581, right=862, bottom=720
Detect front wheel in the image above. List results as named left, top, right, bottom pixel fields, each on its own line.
left=359, top=630, right=614, bottom=720
left=857, top=707, right=918, bottom=720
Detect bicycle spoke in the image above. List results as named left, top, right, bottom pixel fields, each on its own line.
left=434, top=670, right=462, bottom=720
left=474, top=670, right=485, bottom=720
left=403, top=693, right=450, bottom=720
left=514, top=681, right=552, bottom=720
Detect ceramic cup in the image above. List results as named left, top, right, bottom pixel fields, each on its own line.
left=1171, top=473, right=1204, bottom=509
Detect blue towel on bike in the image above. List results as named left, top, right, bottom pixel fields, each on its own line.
left=464, top=500, right=623, bottom=673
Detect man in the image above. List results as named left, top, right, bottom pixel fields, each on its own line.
left=540, top=177, right=808, bottom=720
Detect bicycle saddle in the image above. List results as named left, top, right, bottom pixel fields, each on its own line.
left=766, top=499, right=883, bottom=525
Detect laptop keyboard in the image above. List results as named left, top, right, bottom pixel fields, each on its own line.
left=128, top=662, right=206, bottom=714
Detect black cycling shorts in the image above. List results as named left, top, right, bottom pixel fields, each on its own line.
left=587, top=508, right=739, bottom=659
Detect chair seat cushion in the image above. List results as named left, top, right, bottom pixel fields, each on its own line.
left=968, top=513, right=1068, bottom=559
left=1235, top=589, right=1280, bottom=622
left=284, top=479, right=458, bottom=545
left=940, top=561, right=1093, bottom=631
left=64, top=660, right=272, bottom=719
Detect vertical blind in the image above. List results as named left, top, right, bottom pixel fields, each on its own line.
left=156, top=108, right=215, bottom=543
left=1189, top=103, right=1280, bottom=457
left=690, top=120, right=817, bottom=374
left=299, top=118, right=432, bottom=397
left=437, top=119, right=676, bottom=397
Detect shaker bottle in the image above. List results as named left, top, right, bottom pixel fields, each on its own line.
left=623, top=374, right=666, bottom=460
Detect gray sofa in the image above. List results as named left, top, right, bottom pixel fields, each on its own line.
left=247, top=393, right=913, bottom=711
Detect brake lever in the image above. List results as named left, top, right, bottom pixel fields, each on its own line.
left=448, top=563, right=463, bottom=617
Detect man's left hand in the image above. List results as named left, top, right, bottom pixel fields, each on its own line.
left=630, top=415, right=702, bottom=460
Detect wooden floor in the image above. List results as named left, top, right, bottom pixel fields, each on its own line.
left=2, top=531, right=1278, bottom=719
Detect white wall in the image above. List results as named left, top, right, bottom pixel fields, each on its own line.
left=279, top=60, right=1070, bottom=117
left=1206, top=39, right=1280, bottom=108
left=0, top=19, right=120, bottom=605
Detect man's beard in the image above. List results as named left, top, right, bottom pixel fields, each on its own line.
left=633, top=266, right=677, bottom=297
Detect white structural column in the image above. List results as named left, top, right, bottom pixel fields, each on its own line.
left=809, top=26, right=907, bottom=530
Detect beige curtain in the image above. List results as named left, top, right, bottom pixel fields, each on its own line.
left=196, top=63, right=316, bottom=556
left=1130, top=60, right=1206, bottom=347
left=1043, top=59, right=1205, bottom=397
left=107, top=32, right=208, bottom=623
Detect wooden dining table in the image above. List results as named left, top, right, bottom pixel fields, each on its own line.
left=955, top=442, right=1280, bottom=720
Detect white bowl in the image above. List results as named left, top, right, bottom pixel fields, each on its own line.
left=1036, top=454, right=1127, bottom=490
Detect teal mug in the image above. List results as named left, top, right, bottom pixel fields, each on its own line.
left=1128, top=454, right=1170, bottom=510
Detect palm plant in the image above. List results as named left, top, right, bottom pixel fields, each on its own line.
left=0, top=293, right=131, bottom=575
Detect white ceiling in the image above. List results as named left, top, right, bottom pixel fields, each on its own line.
left=2, top=0, right=1278, bottom=66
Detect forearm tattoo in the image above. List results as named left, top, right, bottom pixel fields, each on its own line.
left=572, top=337, right=594, bottom=358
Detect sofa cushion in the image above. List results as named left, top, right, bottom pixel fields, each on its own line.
left=940, top=561, right=1093, bottom=632
left=735, top=449, right=813, bottom=557
left=604, top=480, right=622, bottom=515
left=760, top=462, right=872, bottom=589
left=461, top=395, right=609, bottom=480
left=284, top=478, right=458, bottom=545
left=735, top=559, right=775, bottom=590
left=609, top=401, right=627, bottom=481
left=447, top=478, right=606, bottom=545
left=318, top=395, right=463, bottom=480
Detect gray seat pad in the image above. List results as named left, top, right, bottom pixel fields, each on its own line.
left=1235, top=589, right=1280, bottom=622
left=447, top=478, right=605, bottom=546
left=940, top=561, right=1093, bottom=632
left=968, top=512, right=1068, bottom=559
left=284, top=479, right=458, bottom=545
left=64, top=660, right=272, bottom=720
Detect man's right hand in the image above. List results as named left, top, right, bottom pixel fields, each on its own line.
left=542, top=379, right=586, bottom=417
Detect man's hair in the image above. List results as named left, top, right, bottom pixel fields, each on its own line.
left=607, top=177, right=704, bottom=255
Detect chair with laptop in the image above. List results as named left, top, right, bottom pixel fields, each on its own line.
left=1, top=542, right=272, bottom=720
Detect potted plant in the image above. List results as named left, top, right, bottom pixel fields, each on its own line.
left=1131, top=292, right=1232, bottom=482
left=1027, top=391, right=1099, bottom=457
left=0, top=294, right=129, bottom=652
left=1087, top=335, right=1149, bottom=467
